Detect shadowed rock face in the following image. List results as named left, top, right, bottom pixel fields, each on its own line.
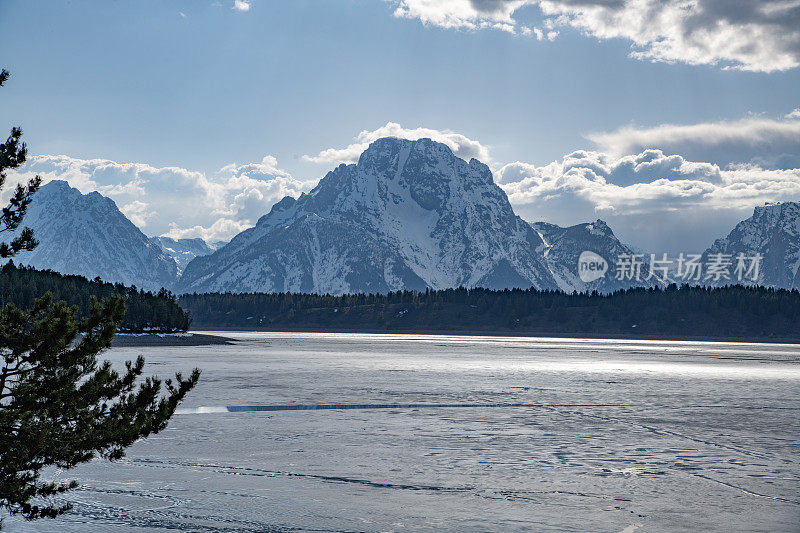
left=178, top=137, right=558, bottom=295
left=704, top=202, right=800, bottom=289
left=12, top=180, right=178, bottom=291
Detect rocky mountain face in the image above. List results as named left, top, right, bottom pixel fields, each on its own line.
left=10, top=180, right=178, bottom=291
left=531, top=220, right=657, bottom=292
left=703, top=202, right=800, bottom=289
left=151, top=236, right=218, bottom=274
left=178, top=138, right=559, bottom=294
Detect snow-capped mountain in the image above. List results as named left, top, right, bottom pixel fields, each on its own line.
left=13, top=167, right=798, bottom=296
left=531, top=219, right=657, bottom=292
left=151, top=236, right=219, bottom=274
left=12, top=180, right=178, bottom=291
left=704, top=202, right=800, bottom=289
left=178, top=137, right=558, bottom=294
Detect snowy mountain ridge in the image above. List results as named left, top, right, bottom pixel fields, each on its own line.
left=531, top=219, right=657, bottom=292
left=10, top=146, right=800, bottom=294
left=704, top=201, right=800, bottom=289
left=10, top=180, right=179, bottom=291
left=178, top=137, right=559, bottom=294
left=150, top=236, right=220, bottom=274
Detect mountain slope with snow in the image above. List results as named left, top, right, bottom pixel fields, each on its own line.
left=151, top=236, right=218, bottom=274
left=179, top=137, right=558, bottom=294
left=704, top=202, right=800, bottom=289
left=12, top=180, right=178, bottom=290
left=531, top=219, right=657, bottom=292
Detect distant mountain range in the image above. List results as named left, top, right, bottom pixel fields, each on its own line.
left=150, top=236, right=221, bottom=274
left=9, top=139, right=800, bottom=293
left=10, top=180, right=179, bottom=291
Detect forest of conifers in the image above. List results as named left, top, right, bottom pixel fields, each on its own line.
left=179, top=284, right=800, bottom=341
left=1, top=262, right=190, bottom=332
left=6, top=260, right=800, bottom=340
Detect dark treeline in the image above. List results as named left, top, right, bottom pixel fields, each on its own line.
left=1, top=261, right=190, bottom=332
left=180, top=284, right=800, bottom=341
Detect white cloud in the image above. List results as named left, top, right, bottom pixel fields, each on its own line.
left=299, top=119, right=800, bottom=251
left=389, top=1, right=800, bottom=72
left=233, top=0, right=250, bottom=12
left=501, top=149, right=726, bottom=213
left=392, top=0, right=528, bottom=32
left=214, top=156, right=313, bottom=224
left=8, top=154, right=313, bottom=242
left=9, top=116, right=800, bottom=252
left=498, top=148, right=800, bottom=251
left=587, top=113, right=800, bottom=169
left=303, top=122, right=492, bottom=165
left=162, top=219, right=251, bottom=243
left=120, top=200, right=155, bottom=228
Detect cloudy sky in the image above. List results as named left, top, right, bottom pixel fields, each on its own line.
left=1, top=0, right=799, bottom=252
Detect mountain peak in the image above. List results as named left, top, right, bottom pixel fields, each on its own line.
left=13, top=183, right=178, bottom=290
left=37, top=179, right=80, bottom=198
left=586, top=219, right=612, bottom=236
left=357, top=136, right=451, bottom=167
left=179, top=137, right=556, bottom=294
left=753, top=200, right=799, bottom=218
left=531, top=219, right=653, bottom=292
left=706, top=200, right=800, bottom=288
left=749, top=201, right=800, bottom=238
left=42, top=178, right=71, bottom=190
left=37, top=179, right=118, bottom=211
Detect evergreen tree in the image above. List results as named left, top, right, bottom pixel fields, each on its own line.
left=0, top=70, right=40, bottom=259
left=0, top=69, right=200, bottom=526
left=0, top=262, right=191, bottom=333
left=179, top=284, right=800, bottom=340
left=0, top=295, right=200, bottom=523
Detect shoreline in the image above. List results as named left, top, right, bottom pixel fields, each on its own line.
left=188, top=327, right=800, bottom=345
left=111, top=332, right=235, bottom=347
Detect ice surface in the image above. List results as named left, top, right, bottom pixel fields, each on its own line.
left=7, top=333, right=800, bottom=532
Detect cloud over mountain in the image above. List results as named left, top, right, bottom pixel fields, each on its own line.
left=498, top=148, right=800, bottom=251
left=8, top=154, right=312, bottom=242
left=499, top=149, right=800, bottom=213
left=9, top=110, right=800, bottom=254
left=588, top=113, right=800, bottom=169
left=303, top=122, right=491, bottom=165
left=390, top=0, right=800, bottom=72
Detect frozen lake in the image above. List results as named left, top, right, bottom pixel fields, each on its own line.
left=9, top=333, right=800, bottom=532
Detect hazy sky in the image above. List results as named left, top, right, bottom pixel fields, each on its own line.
left=1, top=0, right=799, bottom=251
